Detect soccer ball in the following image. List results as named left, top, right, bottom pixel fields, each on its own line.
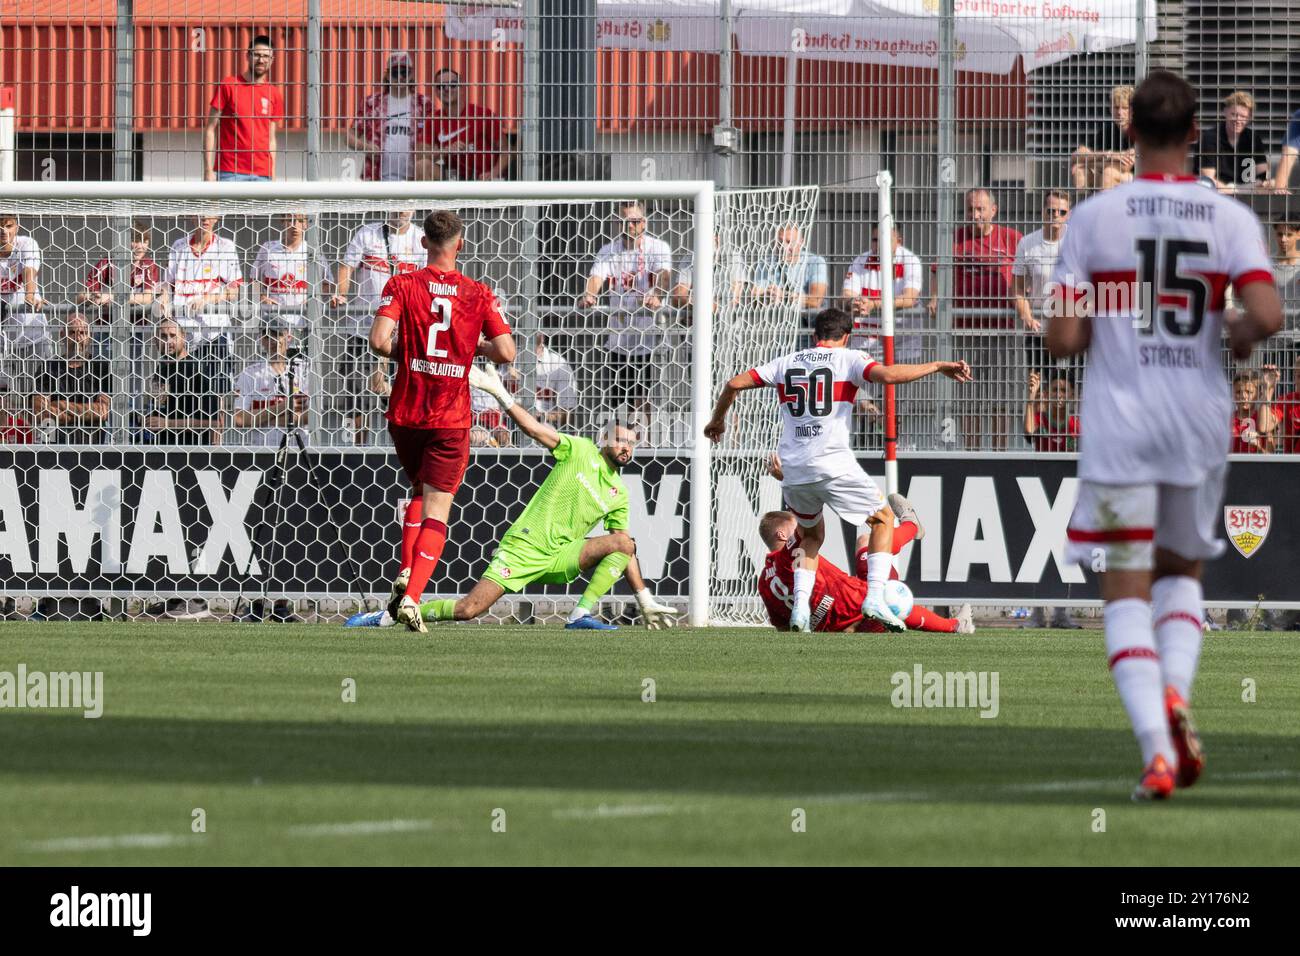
left=883, top=580, right=914, bottom=620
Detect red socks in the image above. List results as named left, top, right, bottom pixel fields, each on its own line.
left=400, top=498, right=423, bottom=572
left=855, top=522, right=919, bottom=579
left=404, top=518, right=448, bottom=602
left=905, top=604, right=959, bottom=633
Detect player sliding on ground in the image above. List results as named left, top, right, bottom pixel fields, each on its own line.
left=1047, top=71, right=1284, bottom=800
left=758, top=501, right=975, bottom=634
left=762, top=455, right=974, bottom=634
left=369, top=210, right=516, bottom=634
left=706, top=307, right=971, bottom=633
left=349, top=364, right=680, bottom=631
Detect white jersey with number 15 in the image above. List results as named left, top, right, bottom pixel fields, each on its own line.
left=748, top=346, right=877, bottom=485
left=1051, top=173, right=1275, bottom=487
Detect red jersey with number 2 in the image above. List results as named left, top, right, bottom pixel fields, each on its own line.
left=377, top=267, right=511, bottom=429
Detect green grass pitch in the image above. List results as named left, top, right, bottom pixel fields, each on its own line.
left=2, top=623, right=1298, bottom=866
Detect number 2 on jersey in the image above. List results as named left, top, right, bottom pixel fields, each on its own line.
left=426, top=296, right=452, bottom=358
left=782, top=366, right=834, bottom=417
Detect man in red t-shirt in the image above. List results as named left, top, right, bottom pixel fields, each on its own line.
left=928, top=188, right=1024, bottom=451
left=368, top=210, right=517, bottom=632
left=204, top=34, right=284, bottom=182
left=757, top=509, right=973, bottom=634
left=424, top=69, right=512, bottom=182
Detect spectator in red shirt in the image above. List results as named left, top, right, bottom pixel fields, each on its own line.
left=928, top=187, right=1023, bottom=450
left=346, top=52, right=437, bottom=182
left=424, top=69, right=512, bottom=182
left=1230, top=371, right=1278, bottom=453
left=204, top=34, right=283, bottom=182
left=78, top=220, right=161, bottom=323
left=1023, top=370, right=1079, bottom=452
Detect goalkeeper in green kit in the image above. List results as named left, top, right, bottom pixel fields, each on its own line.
left=349, top=364, right=682, bottom=630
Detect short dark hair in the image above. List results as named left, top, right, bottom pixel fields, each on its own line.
left=1043, top=189, right=1071, bottom=207
left=250, top=35, right=273, bottom=50
left=423, top=210, right=464, bottom=248
left=0, top=213, right=17, bottom=224
left=1130, top=70, right=1197, bottom=148
left=435, top=68, right=461, bottom=83
left=759, top=511, right=794, bottom=549
left=814, top=307, right=853, bottom=342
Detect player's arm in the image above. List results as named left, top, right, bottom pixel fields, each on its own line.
left=1044, top=283, right=1091, bottom=358
left=202, top=107, right=221, bottom=182
left=704, top=370, right=764, bottom=442
left=1011, top=272, right=1039, bottom=332
left=477, top=333, right=516, bottom=364
left=1227, top=280, right=1284, bottom=360
left=868, top=360, right=972, bottom=385
left=469, top=363, right=560, bottom=450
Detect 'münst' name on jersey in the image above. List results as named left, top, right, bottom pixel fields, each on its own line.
left=1051, top=173, right=1275, bottom=486
left=748, top=346, right=877, bottom=485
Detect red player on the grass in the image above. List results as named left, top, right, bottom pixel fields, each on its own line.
left=759, top=455, right=973, bottom=634
left=368, top=210, right=516, bottom=633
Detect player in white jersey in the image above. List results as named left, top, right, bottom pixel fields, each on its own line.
left=1047, top=71, right=1284, bottom=801
left=705, top=308, right=971, bottom=632
left=252, top=213, right=333, bottom=328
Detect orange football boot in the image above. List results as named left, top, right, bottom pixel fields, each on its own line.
left=1165, top=686, right=1205, bottom=789
left=1131, top=754, right=1176, bottom=801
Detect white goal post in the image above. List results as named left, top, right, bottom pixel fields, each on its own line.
left=1, top=180, right=819, bottom=626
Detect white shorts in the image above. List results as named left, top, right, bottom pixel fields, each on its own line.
left=783, top=472, right=886, bottom=528
left=1064, top=465, right=1228, bottom=571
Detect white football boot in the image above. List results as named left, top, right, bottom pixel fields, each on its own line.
left=862, top=593, right=907, bottom=632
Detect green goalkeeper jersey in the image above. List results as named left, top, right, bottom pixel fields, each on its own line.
left=501, top=434, right=629, bottom=555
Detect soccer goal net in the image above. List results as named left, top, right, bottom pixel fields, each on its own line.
left=0, top=181, right=816, bottom=626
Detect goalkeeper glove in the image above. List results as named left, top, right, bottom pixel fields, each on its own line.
left=635, top=589, right=682, bottom=630
left=468, top=363, right=515, bottom=410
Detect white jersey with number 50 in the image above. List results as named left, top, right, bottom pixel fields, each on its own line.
left=1051, top=173, right=1275, bottom=486
left=748, top=346, right=878, bottom=485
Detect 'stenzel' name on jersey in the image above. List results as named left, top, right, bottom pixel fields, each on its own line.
left=409, top=358, right=467, bottom=377
left=1125, top=196, right=1217, bottom=221
left=1140, top=344, right=1201, bottom=368
left=429, top=282, right=459, bottom=296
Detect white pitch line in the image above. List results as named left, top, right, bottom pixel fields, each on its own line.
left=21, top=833, right=202, bottom=853
left=286, top=819, right=437, bottom=838
left=553, top=803, right=681, bottom=820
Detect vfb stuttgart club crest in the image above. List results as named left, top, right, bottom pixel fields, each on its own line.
left=1224, top=506, right=1271, bottom=558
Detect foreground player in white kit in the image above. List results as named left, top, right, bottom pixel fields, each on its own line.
left=705, top=308, right=971, bottom=632
left=1047, top=71, right=1284, bottom=801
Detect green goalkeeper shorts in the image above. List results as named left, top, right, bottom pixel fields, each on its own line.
left=482, top=536, right=587, bottom=594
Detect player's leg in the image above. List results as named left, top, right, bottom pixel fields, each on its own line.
left=777, top=481, right=827, bottom=633
left=424, top=577, right=507, bottom=623
left=1066, top=481, right=1176, bottom=799
left=618, top=545, right=682, bottom=629
left=388, top=493, right=425, bottom=619
left=566, top=532, right=634, bottom=627
left=854, top=492, right=922, bottom=579
left=1149, top=470, right=1227, bottom=789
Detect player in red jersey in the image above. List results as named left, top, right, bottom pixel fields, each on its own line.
left=757, top=506, right=974, bottom=634
left=368, top=210, right=516, bottom=632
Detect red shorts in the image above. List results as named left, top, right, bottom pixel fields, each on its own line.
left=387, top=423, right=470, bottom=495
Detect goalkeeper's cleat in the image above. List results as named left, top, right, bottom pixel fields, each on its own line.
left=789, top=604, right=812, bottom=633
left=1131, top=754, right=1176, bottom=802
left=636, top=594, right=683, bottom=630
left=887, top=492, right=925, bottom=541
left=387, top=567, right=410, bottom=621
left=1165, top=686, right=1205, bottom=789
left=345, top=610, right=392, bottom=628
left=956, top=603, right=976, bottom=634
left=564, top=615, right=618, bottom=631
left=861, top=594, right=907, bottom=632
left=396, top=596, right=428, bottom=634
